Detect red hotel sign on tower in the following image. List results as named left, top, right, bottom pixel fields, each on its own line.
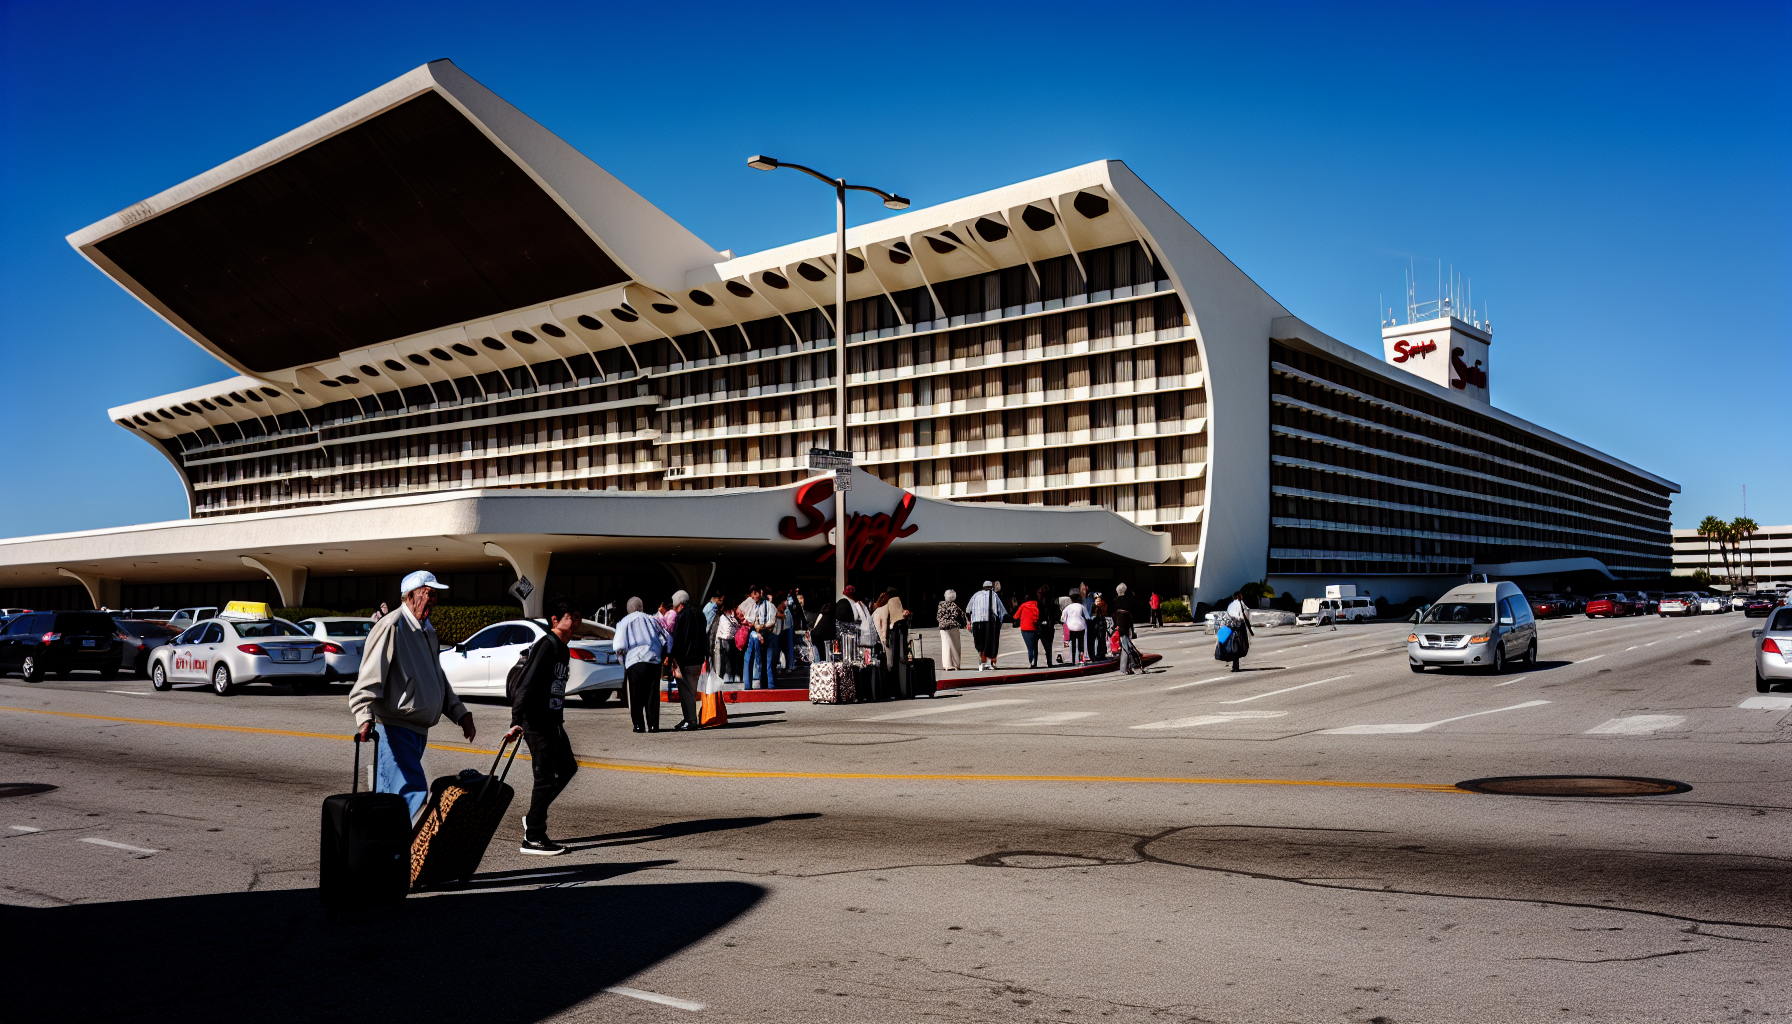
left=778, top=476, right=919, bottom=572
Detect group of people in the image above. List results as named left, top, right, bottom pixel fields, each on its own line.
left=934, top=581, right=1155, bottom=675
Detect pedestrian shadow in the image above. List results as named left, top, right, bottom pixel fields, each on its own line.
left=431, top=858, right=678, bottom=891
left=2, top=878, right=764, bottom=1022
left=565, top=812, right=823, bottom=849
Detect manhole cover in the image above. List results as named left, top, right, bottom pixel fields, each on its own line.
left=0, top=783, right=56, bottom=799
left=1456, top=775, right=1690, bottom=797
left=968, top=851, right=1110, bottom=869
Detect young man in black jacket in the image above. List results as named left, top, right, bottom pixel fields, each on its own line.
left=667, top=590, right=708, bottom=730
left=505, top=597, right=580, bottom=855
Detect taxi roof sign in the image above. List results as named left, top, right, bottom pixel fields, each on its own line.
left=219, top=600, right=271, bottom=621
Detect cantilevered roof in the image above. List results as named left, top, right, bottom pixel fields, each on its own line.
left=67, top=60, right=722, bottom=377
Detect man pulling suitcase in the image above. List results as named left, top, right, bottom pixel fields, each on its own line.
left=505, top=596, right=581, bottom=855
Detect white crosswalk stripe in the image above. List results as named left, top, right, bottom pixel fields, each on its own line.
left=1217, top=675, right=1350, bottom=704
left=1005, top=711, right=1099, bottom=725
left=1319, top=700, right=1549, bottom=735
left=853, top=699, right=1029, bottom=722
left=1738, top=695, right=1792, bottom=710
left=1131, top=711, right=1287, bottom=730
left=1585, top=715, right=1686, bottom=735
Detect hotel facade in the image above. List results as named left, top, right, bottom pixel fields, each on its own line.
left=0, top=61, right=1676, bottom=614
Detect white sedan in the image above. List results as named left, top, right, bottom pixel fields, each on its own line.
left=1698, top=594, right=1727, bottom=614
left=148, top=617, right=325, bottom=695
left=294, top=617, right=375, bottom=683
left=439, top=619, right=624, bottom=705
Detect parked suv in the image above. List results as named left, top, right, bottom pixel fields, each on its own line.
left=0, top=610, right=125, bottom=681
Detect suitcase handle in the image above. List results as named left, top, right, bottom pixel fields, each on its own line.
left=351, top=729, right=378, bottom=793
left=476, top=733, right=522, bottom=803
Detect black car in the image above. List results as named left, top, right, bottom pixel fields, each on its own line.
left=113, top=618, right=179, bottom=677
left=1744, top=595, right=1782, bottom=618
left=0, top=610, right=123, bottom=681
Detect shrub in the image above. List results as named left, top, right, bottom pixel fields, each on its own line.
left=1272, top=591, right=1298, bottom=612
left=274, top=607, right=341, bottom=622
left=425, top=605, right=522, bottom=645
left=1160, top=597, right=1193, bottom=623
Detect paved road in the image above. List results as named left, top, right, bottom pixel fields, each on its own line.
left=3, top=611, right=1787, bottom=1022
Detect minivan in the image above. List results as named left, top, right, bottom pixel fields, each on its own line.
left=1406, top=581, right=1537, bottom=674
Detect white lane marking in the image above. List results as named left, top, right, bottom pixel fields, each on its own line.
left=1585, top=715, right=1686, bottom=735
left=1576, top=655, right=1605, bottom=664
left=79, top=837, right=158, bottom=855
left=1625, top=646, right=1640, bottom=651
left=1491, top=674, right=1532, bottom=688
left=1218, top=675, right=1351, bottom=704
left=105, top=690, right=151, bottom=696
left=1645, top=641, right=1660, bottom=647
left=1319, top=699, right=1551, bottom=735
left=1163, top=676, right=1230, bottom=691
left=1738, top=696, right=1792, bottom=710
left=1132, top=711, right=1288, bottom=730
left=853, top=699, right=1029, bottom=721
left=10, top=825, right=42, bottom=832
left=1005, top=711, right=1099, bottom=725
left=604, top=986, right=705, bottom=1011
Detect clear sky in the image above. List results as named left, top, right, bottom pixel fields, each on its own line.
left=1, top=1, right=1786, bottom=538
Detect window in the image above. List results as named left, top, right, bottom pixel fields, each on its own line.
left=463, top=626, right=508, bottom=650
left=233, top=621, right=306, bottom=638
left=499, top=624, right=538, bottom=646
left=199, top=623, right=225, bottom=644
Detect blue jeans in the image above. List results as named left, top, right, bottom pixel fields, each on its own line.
left=745, top=632, right=775, bottom=689
left=374, top=722, right=429, bottom=821
left=1021, top=629, right=1040, bottom=667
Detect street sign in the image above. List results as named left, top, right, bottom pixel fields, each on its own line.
left=834, top=467, right=852, bottom=491
left=808, top=447, right=853, bottom=470
left=509, top=575, right=535, bottom=603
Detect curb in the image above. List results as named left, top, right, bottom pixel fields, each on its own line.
left=661, top=653, right=1164, bottom=704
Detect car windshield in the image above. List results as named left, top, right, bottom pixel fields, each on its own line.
left=118, top=621, right=177, bottom=638
left=323, top=621, right=374, bottom=638
left=1770, top=609, right=1792, bottom=631
left=234, top=620, right=308, bottom=638
left=1421, top=602, right=1497, bottom=624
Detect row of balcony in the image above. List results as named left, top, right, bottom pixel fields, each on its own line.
left=188, top=429, right=661, bottom=490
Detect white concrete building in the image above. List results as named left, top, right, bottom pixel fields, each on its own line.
left=0, top=60, right=1677, bottom=614
left=1672, top=526, right=1792, bottom=591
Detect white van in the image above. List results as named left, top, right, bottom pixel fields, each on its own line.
left=1298, top=596, right=1374, bottom=626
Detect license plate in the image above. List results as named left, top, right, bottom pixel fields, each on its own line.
left=82, top=639, right=94, bottom=647
left=280, top=649, right=299, bottom=662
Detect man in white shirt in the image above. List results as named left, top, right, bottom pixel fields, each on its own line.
left=966, top=581, right=1006, bottom=672
left=737, top=584, right=778, bottom=689
left=1222, top=591, right=1253, bottom=672
left=614, top=596, right=667, bottom=731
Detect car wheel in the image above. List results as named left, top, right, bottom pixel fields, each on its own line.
left=1524, top=639, right=1537, bottom=668
left=20, top=655, right=43, bottom=682
left=212, top=663, right=235, bottom=696
left=150, top=662, right=172, bottom=691
left=1490, top=645, right=1506, bottom=675
left=1759, top=670, right=1771, bottom=694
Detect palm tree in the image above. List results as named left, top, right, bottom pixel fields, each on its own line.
left=1732, top=516, right=1759, bottom=584
left=1698, top=515, right=1733, bottom=582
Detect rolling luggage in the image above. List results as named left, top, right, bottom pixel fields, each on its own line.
left=809, top=659, right=856, bottom=704
left=906, top=657, right=937, bottom=698
left=320, top=732, right=411, bottom=916
left=408, top=735, right=520, bottom=890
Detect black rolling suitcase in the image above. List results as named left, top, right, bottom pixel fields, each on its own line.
left=321, top=732, right=411, bottom=917
left=907, top=657, right=937, bottom=698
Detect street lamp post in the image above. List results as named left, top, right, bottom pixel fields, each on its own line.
left=748, top=156, right=909, bottom=605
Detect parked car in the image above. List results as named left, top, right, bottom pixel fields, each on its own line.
left=1584, top=593, right=1632, bottom=618
left=166, top=606, right=221, bottom=631
left=1407, top=581, right=1537, bottom=674
left=1657, top=594, right=1697, bottom=617
left=147, top=616, right=324, bottom=694
left=120, top=608, right=177, bottom=623
left=1698, top=594, right=1727, bottom=614
left=1744, top=594, right=1782, bottom=618
left=1732, top=593, right=1753, bottom=612
left=0, top=610, right=125, bottom=681
left=1297, top=596, right=1374, bottom=626
left=1637, top=591, right=1664, bottom=615
left=293, top=617, right=375, bottom=683
left=1753, top=607, right=1792, bottom=692
left=438, top=618, right=622, bottom=705
left=112, top=618, right=179, bottom=676
left=1529, top=594, right=1570, bottom=618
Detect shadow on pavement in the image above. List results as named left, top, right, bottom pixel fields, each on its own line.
left=3, top=876, right=764, bottom=1022
left=569, top=812, right=822, bottom=849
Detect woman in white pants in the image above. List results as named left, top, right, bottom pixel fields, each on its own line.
left=936, top=590, right=965, bottom=671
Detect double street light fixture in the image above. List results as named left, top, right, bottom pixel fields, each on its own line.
left=748, top=155, right=910, bottom=605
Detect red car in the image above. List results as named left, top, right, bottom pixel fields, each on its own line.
left=1584, top=593, right=1632, bottom=618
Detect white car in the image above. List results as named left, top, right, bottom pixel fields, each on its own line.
left=294, top=617, right=376, bottom=683
left=1297, top=596, right=1374, bottom=626
left=1754, top=607, right=1792, bottom=692
left=1698, top=594, right=1726, bottom=614
left=148, top=617, right=325, bottom=695
left=439, top=619, right=623, bottom=705
left=167, top=606, right=221, bottom=631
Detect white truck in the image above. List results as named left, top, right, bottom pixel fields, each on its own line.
left=1297, top=587, right=1376, bottom=626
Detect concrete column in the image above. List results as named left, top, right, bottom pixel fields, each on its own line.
left=57, top=567, right=121, bottom=611
left=483, top=541, right=552, bottom=618
left=659, top=561, right=717, bottom=606
left=239, top=556, right=310, bottom=610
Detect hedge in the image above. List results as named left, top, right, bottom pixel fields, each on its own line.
left=418, top=605, right=521, bottom=646
left=1159, top=598, right=1192, bottom=623
left=273, top=607, right=342, bottom=622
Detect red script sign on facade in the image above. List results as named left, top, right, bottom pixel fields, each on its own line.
left=778, top=476, right=919, bottom=571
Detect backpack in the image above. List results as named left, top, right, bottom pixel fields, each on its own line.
left=505, top=636, right=551, bottom=706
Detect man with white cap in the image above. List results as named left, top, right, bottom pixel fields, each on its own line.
left=350, top=570, right=476, bottom=821
left=966, top=581, right=1006, bottom=672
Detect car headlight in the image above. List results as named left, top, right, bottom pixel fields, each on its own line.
left=1408, top=633, right=1419, bottom=643
left=1468, top=635, right=1492, bottom=644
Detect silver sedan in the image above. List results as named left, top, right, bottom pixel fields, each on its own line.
left=148, top=617, right=325, bottom=695
left=1754, top=607, right=1792, bottom=693
left=294, top=617, right=375, bottom=684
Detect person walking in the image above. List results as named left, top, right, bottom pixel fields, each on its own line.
left=739, top=585, right=777, bottom=689
left=1114, top=598, right=1141, bottom=674
left=1223, top=590, right=1254, bottom=673
left=1089, top=595, right=1111, bottom=661
left=614, top=597, right=666, bottom=732
left=708, top=597, right=739, bottom=685
left=1150, top=591, right=1162, bottom=628
left=667, top=590, right=707, bottom=731
left=349, top=571, right=476, bottom=822
left=1061, top=591, right=1090, bottom=664
left=967, top=581, right=1006, bottom=672
left=504, top=596, right=579, bottom=855
left=1015, top=588, right=1044, bottom=668
left=936, top=590, right=965, bottom=671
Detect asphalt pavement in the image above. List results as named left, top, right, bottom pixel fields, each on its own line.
left=2, top=611, right=1787, bottom=1022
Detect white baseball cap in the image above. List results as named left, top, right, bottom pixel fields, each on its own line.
left=401, top=570, right=449, bottom=593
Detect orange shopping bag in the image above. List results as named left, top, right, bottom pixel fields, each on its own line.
left=697, top=665, right=728, bottom=728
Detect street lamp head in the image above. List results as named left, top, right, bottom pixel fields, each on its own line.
left=747, top=155, right=779, bottom=171
left=883, top=194, right=912, bottom=211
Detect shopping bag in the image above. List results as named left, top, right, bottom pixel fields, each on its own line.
left=1216, top=624, right=1234, bottom=645
left=699, top=690, right=728, bottom=727
left=697, top=666, right=726, bottom=695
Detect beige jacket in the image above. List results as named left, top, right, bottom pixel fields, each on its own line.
left=349, top=606, right=468, bottom=734
left=872, top=597, right=906, bottom=642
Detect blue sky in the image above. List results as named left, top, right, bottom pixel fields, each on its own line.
left=1, top=1, right=1786, bottom=537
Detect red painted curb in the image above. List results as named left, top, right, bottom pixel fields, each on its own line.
left=660, top=653, right=1162, bottom=703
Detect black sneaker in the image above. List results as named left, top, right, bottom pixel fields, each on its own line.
left=520, top=838, right=567, bottom=856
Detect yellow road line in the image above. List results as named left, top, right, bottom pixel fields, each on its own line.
left=1, top=703, right=1466, bottom=794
